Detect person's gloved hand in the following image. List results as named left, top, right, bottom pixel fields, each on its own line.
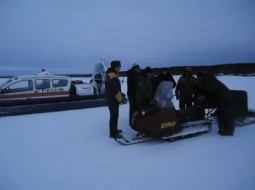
left=176, top=94, right=180, bottom=100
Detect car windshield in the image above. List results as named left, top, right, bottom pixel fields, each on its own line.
left=0, top=79, right=12, bottom=89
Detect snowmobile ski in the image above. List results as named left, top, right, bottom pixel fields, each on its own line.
left=114, top=136, right=155, bottom=145
left=115, top=120, right=212, bottom=145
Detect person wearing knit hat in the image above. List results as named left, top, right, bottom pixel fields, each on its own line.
left=132, top=63, right=140, bottom=70
left=127, top=63, right=141, bottom=126
left=110, top=60, right=121, bottom=72
left=144, top=66, right=152, bottom=73
left=175, top=67, right=196, bottom=109
left=156, top=68, right=176, bottom=89
left=105, top=60, right=122, bottom=139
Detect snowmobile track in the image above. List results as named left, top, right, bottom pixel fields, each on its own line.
left=115, top=120, right=212, bottom=145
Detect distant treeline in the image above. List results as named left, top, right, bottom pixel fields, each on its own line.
left=119, top=63, right=255, bottom=77
left=0, top=63, right=254, bottom=78
left=65, top=63, right=255, bottom=77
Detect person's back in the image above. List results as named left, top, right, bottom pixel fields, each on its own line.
left=136, top=70, right=152, bottom=108
left=200, top=73, right=234, bottom=107
left=94, top=73, right=102, bottom=81
left=127, top=63, right=141, bottom=126
left=175, top=69, right=196, bottom=109
left=127, top=64, right=140, bottom=96
left=196, top=72, right=234, bottom=136
left=144, top=66, right=158, bottom=97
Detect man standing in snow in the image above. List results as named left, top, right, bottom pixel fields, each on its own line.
left=105, top=60, right=122, bottom=139
left=175, top=67, right=196, bottom=109
left=127, top=63, right=141, bottom=126
left=196, top=72, right=235, bottom=136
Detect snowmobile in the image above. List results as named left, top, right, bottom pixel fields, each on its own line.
left=115, top=81, right=255, bottom=145
left=115, top=81, right=212, bottom=145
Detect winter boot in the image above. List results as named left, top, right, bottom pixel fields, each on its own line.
left=218, top=130, right=234, bottom=136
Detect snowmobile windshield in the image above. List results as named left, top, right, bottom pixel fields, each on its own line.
left=153, top=81, right=174, bottom=107
left=0, top=79, right=12, bottom=89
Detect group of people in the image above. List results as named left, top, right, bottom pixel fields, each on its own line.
left=104, top=60, right=235, bottom=139
left=127, top=64, right=201, bottom=124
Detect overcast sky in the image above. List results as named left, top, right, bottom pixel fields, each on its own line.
left=0, top=0, right=255, bottom=75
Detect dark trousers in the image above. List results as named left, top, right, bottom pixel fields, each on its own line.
left=128, top=95, right=138, bottom=126
left=179, top=96, right=193, bottom=109
left=108, top=101, right=119, bottom=135
left=95, top=80, right=102, bottom=93
left=217, top=107, right=235, bottom=133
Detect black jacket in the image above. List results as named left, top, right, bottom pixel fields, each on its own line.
left=136, top=71, right=152, bottom=107
left=105, top=68, right=122, bottom=103
left=127, top=68, right=138, bottom=97
left=157, top=73, right=176, bottom=89
left=147, top=74, right=158, bottom=98
left=94, top=73, right=102, bottom=81
left=200, top=73, right=234, bottom=108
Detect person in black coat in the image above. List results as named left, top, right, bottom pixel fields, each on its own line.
left=157, top=68, right=176, bottom=89
left=127, top=63, right=141, bottom=126
left=144, top=66, right=158, bottom=98
left=136, top=69, right=153, bottom=109
left=105, top=60, right=123, bottom=138
left=196, top=72, right=235, bottom=136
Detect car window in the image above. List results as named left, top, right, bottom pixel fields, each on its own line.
left=2, top=80, right=33, bottom=94
left=52, top=79, right=68, bottom=88
left=35, top=79, right=50, bottom=90
left=0, top=79, right=12, bottom=89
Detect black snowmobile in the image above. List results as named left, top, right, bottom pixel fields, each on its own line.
left=115, top=81, right=255, bottom=145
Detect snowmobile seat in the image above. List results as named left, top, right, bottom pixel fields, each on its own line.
left=176, top=107, right=205, bottom=124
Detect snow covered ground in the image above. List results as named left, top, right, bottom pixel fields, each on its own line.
left=0, top=76, right=255, bottom=190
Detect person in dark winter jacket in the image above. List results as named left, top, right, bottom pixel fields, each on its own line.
left=144, top=66, right=158, bottom=98
left=136, top=69, right=152, bottom=109
left=196, top=72, right=235, bottom=136
left=175, top=67, right=196, bottom=109
left=105, top=60, right=123, bottom=139
left=127, top=63, right=141, bottom=126
left=157, top=68, right=176, bottom=89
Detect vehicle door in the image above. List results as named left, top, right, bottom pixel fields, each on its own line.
left=51, top=78, right=70, bottom=97
left=34, top=78, right=53, bottom=99
left=0, top=79, right=34, bottom=100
